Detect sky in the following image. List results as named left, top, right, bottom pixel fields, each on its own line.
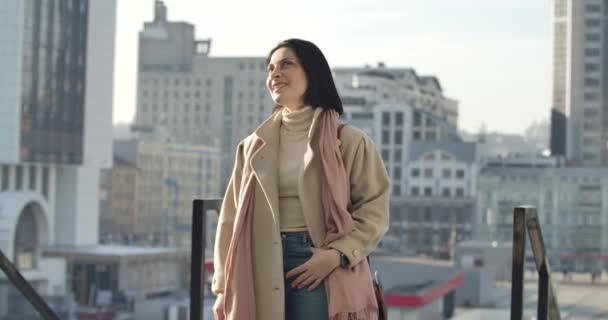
left=112, top=0, right=552, bottom=135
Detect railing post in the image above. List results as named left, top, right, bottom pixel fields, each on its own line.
left=511, top=206, right=561, bottom=320
left=190, top=199, right=205, bottom=320
left=191, top=198, right=222, bottom=320
left=511, top=207, right=526, bottom=320
left=0, top=249, right=60, bottom=319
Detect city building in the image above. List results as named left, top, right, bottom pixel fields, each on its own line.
left=44, top=245, right=189, bottom=309
left=550, top=0, right=608, bottom=166
left=337, top=65, right=476, bottom=257
left=0, top=0, right=117, bottom=299
left=110, top=139, right=221, bottom=248
left=99, top=156, right=138, bottom=244
left=477, top=160, right=608, bottom=271
left=133, top=1, right=274, bottom=188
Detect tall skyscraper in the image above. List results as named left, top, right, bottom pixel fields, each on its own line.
left=134, top=1, right=273, bottom=188
left=551, top=0, right=607, bottom=166
left=0, top=0, right=116, bottom=293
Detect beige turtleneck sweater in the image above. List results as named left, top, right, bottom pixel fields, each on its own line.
left=279, top=106, right=314, bottom=232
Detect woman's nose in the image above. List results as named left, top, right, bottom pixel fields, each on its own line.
left=270, top=68, right=281, bottom=78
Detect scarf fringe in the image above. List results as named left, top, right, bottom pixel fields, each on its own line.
left=330, top=307, right=379, bottom=320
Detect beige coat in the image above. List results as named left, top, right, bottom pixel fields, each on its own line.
left=212, top=107, right=390, bottom=320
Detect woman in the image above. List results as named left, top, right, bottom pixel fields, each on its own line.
left=212, top=39, right=390, bottom=320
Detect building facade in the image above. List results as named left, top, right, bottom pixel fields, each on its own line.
left=477, top=161, right=608, bottom=271
left=0, top=0, right=116, bottom=299
left=551, top=0, right=608, bottom=166
left=133, top=1, right=273, bottom=188
left=111, top=139, right=221, bottom=248
left=337, top=65, right=476, bottom=257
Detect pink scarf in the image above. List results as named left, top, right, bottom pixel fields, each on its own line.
left=217, top=109, right=378, bottom=320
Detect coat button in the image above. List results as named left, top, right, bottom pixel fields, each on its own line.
left=352, top=249, right=360, bottom=257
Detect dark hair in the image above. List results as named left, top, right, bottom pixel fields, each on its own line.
left=266, top=39, right=343, bottom=115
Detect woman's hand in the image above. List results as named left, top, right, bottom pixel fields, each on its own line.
left=286, top=248, right=341, bottom=291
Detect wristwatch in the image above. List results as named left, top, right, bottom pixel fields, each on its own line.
left=337, top=250, right=350, bottom=269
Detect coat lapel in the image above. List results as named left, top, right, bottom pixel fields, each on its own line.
left=250, top=111, right=282, bottom=226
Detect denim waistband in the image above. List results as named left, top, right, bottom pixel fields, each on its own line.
left=280, top=231, right=312, bottom=245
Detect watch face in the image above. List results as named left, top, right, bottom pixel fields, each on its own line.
left=341, top=254, right=349, bottom=268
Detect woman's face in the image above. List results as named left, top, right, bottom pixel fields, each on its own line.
left=266, top=47, right=308, bottom=111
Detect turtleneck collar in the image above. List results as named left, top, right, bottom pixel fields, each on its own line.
left=281, top=105, right=314, bottom=133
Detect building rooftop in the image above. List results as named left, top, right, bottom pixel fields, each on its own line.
left=371, top=256, right=464, bottom=308
left=409, top=141, right=477, bottom=163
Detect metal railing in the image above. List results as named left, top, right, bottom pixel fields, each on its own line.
left=190, top=198, right=222, bottom=320
left=511, top=206, right=561, bottom=320
left=0, top=248, right=61, bottom=319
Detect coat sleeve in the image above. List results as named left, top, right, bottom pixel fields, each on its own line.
left=328, top=133, right=391, bottom=267
left=212, top=142, right=244, bottom=295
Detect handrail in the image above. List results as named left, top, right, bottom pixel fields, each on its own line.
left=190, top=198, right=222, bottom=320
left=510, top=206, right=561, bottom=320
left=0, top=248, right=61, bottom=319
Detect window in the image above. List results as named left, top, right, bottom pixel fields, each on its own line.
left=456, top=188, right=465, bottom=197
left=414, top=112, right=422, bottom=126
left=586, top=4, right=601, bottom=13
left=393, top=185, right=401, bottom=195
left=456, top=169, right=465, bottom=179
left=442, top=188, right=451, bottom=197
left=42, top=167, right=49, bottom=199
left=394, top=149, right=402, bottom=162
left=586, top=33, right=601, bottom=42
left=15, top=166, right=23, bottom=190
left=424, top=187, right=433, bottom=197
left=585, top=78, right=600, bottom=87
left=394, top=167, right=402, bottom=180
left=411, top=187, right=419, bottom=196
left=382, top=130, right=390, bottom=144
left=411, top=168, right=420, bottom=178
left=585, top=48, right=601, bottom=57
left=29, top=166, right=36, bottom=190
left=1, top=165, right=9, bottom=190
left=584, top=108, right=599, bottom=117
left=395, top=112, right=404, bottom=125
left=395, top=131, right=403, bottom=145
left=424, top=168, right=433, bottom=178
left=585, top=92, right=600, bottom=101
left=586, top=19, right=601, bottom=28
left=442, top=169, right=452, bottom=179
left=382, top=112, right=391, bottom=125
left=381, top=149, right=389, bottom=161
left=413, top=131, right=421, bottom=140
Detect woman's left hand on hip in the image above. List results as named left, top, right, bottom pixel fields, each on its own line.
left=286, top=247, right=340, bottom=291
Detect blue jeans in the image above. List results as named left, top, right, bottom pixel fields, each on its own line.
left=282, top=232, right=329, bottom=320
